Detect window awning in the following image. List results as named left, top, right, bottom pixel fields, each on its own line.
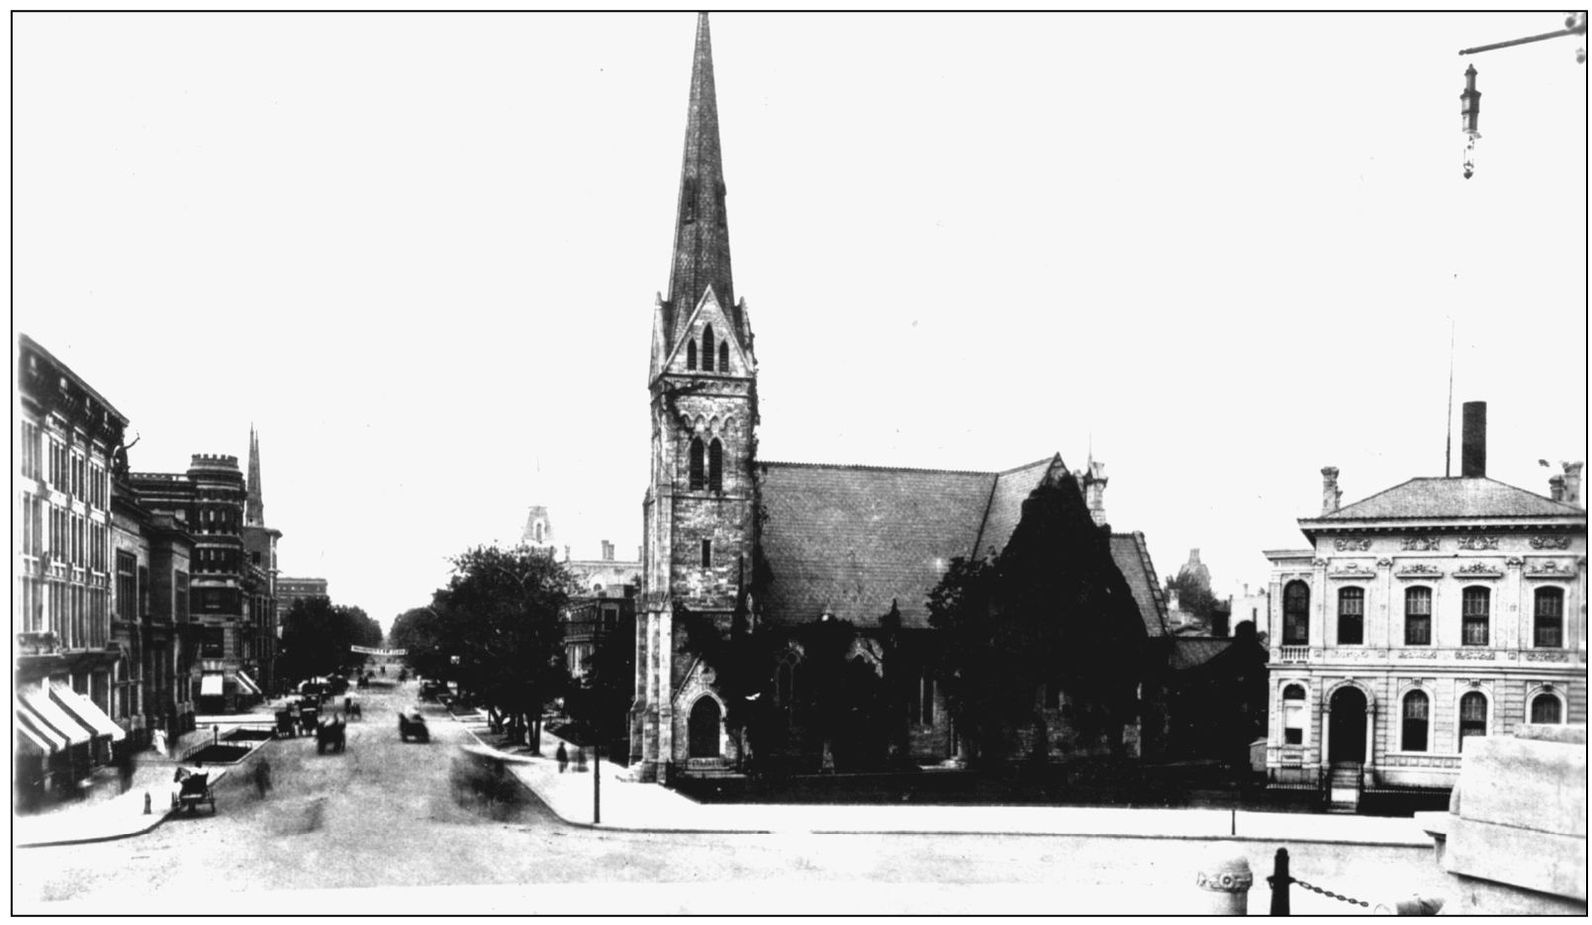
left=235, top=670, right=262, bottom=695
left=200, top=673, right=224, bottom=697
left=20, top=688, right=92, bottom=747
left=15, top=702, right=66, bottom=754
left=49, top=682, right=126, bottom=742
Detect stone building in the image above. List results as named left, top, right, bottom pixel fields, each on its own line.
left=561, top=539, right=642, bottom=680
left=277, top=576, right=330, bottom=618
left=630, top=16, right=1165, bottom=782
left=1262, top=403, right=1586, bottom=810
left=241, top=427, right=282, bottom=695
left=14, top=335, right=131, bottom=805
left=131, top=448, right=273, bottom=712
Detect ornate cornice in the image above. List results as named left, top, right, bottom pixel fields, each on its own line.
left=1395, top=563, right=1444, bottom=579
left=1529, top=536, right=1571, bottom=550
left=1457, top=536, right=1499, bottom=551
left=1401, top=536, right=1440, bottom=552
left=1524, top=560, right=1578, bottom=579
left=1453, top=562, right=1504, bottom=579
left=1334, top=538, right=1372, bottom=551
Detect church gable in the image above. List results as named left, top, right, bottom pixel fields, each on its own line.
left=655, top=286, right=753, bottom=381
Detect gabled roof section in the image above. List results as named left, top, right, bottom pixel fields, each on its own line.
left=972, top=456, right=1064, bottom=560
left=665, top=13, right=739, bottom=352
left=1316, top=476, right=1583, bottom=522
left=757, top=461, right=997, bottom=629
left=654, top=285, right=753, bottom=382
left=1110, top=532, right=1170, bottom=637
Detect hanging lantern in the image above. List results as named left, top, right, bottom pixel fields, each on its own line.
left=1459, top=65, right=1482, bottom=179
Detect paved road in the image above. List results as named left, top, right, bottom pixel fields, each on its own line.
left=14, top=681, right=1446, bottom=915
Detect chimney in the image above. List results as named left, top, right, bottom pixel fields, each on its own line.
left=1321, top=466, right=1342, bottom=515
left=1461, top=401, right=1486, bottom=478
left=601, top=540, right=614, bottom=561
left=563, top=545, right=571, bottom=561
left=1549, top=475, right=1566, bottom=502
left=1565, top=461, right=1584, bottom=507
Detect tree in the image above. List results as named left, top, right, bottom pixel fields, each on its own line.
left=398, top=544, right=573, bottom=751
left=1164, top=574, right=1231, bottom=636
left=927, top=468, right=1147, bottom=767
left=278, top=597, right=383, bottom=686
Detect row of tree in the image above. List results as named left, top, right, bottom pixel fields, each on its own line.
left=389, top=545, right=574, bottom=750
left=277, top=597, right=384, bottom=687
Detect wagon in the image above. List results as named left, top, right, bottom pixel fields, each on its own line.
left=399, top=710, right=429, bottom=743
left=172, top=772, right=216, bottom=815
left=316, top=719, right=347, bottom=754
left=275, top=710, right=298, bottom=738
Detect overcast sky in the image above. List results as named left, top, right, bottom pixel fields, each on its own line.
left=14, top=12, right=1587, bottom=630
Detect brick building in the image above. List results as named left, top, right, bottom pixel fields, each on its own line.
left=1262, top=404, right=1586, bottom=810
left=630, top=17, right=1165, bottom=782
left=14, top=335, right=131, bottom=806
left=276, top=576, right=330, bottom=617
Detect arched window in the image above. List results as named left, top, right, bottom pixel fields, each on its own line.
left=1530, top=692, right=1563, bottom=724
left=688, top=696, right=721, bottom=758
left=1401, top=690, right=1429, bottom=752
left=1282, top=581, right=1310, bottom=645
left=1404, top=586, right=1432, bottom=646
left=1282, top=684, right=1307, bottom=745
left=1461, top=587, right=1490, bottom=646
left=701, top=325, right=715, bottom=372
left=688, top=438, right=705, bottom=490
left=708, top=438, right=723, bottom=491
left=1459, top=691, right=1488, bottom=750
left=686, top=340, right=697, bottom=370
left=1534, top=587, right=1564, bottom=648
left=1337, top=587, right=1364, bottom=645
left=717, top=340, right=729, bottom=373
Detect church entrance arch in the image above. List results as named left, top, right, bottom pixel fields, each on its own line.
left=688, top=696, right=722, bottom=758
left=1327, top=686, right=1368, bottom=763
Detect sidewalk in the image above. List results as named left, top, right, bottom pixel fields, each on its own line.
left=15, top=755, right=231, bottom=848
left=451, top=712, right=1429, bottom=847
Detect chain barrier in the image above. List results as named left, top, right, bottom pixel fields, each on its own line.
left=1289, top=876, right=1371, bottom=909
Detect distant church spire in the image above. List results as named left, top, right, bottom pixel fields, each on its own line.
left=666, top=12, right=738, bottom=349
left=245, top=425, right=265, bottom=526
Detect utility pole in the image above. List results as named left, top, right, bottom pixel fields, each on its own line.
left=1453, top=13, right=1586, bottom=179
left=1459, top=13, right=1587, bottom=61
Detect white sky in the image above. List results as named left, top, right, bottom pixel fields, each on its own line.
left=13, top=12, right=1587, bottom=630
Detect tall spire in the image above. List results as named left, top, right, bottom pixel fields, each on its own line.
left=666, top=12, right=738, bottom=349
left=246, top=425, right=264, bottom=526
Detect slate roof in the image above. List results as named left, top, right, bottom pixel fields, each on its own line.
left=755, top=456, right=1168, bottom=634
left=1319, top=477, right=1583, bottom=522
left=1109, top=533, right=1170, bottom=637
left=1168, top=637, right=1234, bottom=672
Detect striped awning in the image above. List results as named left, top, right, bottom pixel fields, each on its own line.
left=235, top=670, right=262, bottom=695
left=15, top=700, right=68, bottom=754
left=19, top=687, right=92, bottom=747
left=200, top=674, right=224, bottom=697
left=49, top=682, right=126, bottom=742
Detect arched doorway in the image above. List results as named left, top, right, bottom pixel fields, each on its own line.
left=1328, top=686, right=1367, bottom=763
left=688, top=697, right=721, bottom=758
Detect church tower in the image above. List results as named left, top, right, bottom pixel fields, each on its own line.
left=633, top=12, right=760, bottom=782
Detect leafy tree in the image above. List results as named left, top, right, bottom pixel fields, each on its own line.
left=1164, top=574, right=1232, bottom=636
left=397, top=544, right=573, bottom=751
left=927, top=468, right=1147, bottom=767
left=278, top=597, right=383, bottom=685
left=565, top=600, right=637, bottom=760
left=676, top=603, right=777, bottom=772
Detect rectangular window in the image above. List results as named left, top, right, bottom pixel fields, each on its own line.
left=701, top=539, right=712, bottom=569
left=921, top=675, right=935, bottom=724
left=1534, top=588, right=1564, bottom=648
left=116, top=551, right=138, bottom=622
left=1404, top=587, right=1432, bottom=645
left=201, top=627, right=225, bottom=658
left=175, top=572, right=190, bottom=622
left=1461, top=587, right=1490, bottom=646
left=1402, top=692, right=1429, bottom=752
left=1337, top=587, right=1364, bottom=645
left=1282, top=685, right=1307, bottom=745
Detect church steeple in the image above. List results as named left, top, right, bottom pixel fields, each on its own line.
left=245, top=425, right=264, bottom=526
left=666, top=12, right=738, bottom=349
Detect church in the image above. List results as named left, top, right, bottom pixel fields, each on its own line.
left=631, top=15, right=1169, bottom=782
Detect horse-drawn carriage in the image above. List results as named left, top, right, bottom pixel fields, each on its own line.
left=275, top=710, right=298, bottom=738
left=172, top=769, right=216, bottom=814
left=398, top=709, right=429, bottom=743
left=316, top=718, right=347, bottom=754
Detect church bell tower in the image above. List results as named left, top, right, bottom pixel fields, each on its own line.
left=633, top=12, right=759, bottom=782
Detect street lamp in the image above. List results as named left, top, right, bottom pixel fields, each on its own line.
left=1459, top=64, right=1482, bottom=179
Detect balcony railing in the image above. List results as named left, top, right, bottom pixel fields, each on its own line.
left=1278, top=646, right=1310, bottom=663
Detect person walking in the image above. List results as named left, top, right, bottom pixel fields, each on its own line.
left=253, top=758, right=273, bottom=799
left=556, top=742, right=568, bottom=773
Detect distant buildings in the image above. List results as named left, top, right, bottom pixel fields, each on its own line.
left=276, top=576, right=330, bottom=619
left=1262, top=403, right=1586, bottom=810
left=560, top=540, right=641, bottom=680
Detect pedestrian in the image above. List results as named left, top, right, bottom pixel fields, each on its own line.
left=117, top=746, right=135, bottom=794
left=151, top=728, right=168, bottom=759
left=253, top=758, right=272, bottom=799
left=556, top=742, right=568, bottom=773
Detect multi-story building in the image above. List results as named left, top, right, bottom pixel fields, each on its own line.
left=131, top=452, right=270, bottom=712
left=1262, top=403, right=1586, bottom=810
left=276, top=576, right=330, bottom=619
left=14, top=335, right=131, bottom=806
left=560, top=540, right=642, bottom=680
left=241, top=427, right=281, bottom=695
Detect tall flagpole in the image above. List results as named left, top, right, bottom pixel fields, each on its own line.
left=1445, top=315, right=1456, bottom=477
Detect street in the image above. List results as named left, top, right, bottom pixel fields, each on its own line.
left=14, top=681, right=1446, bottom=915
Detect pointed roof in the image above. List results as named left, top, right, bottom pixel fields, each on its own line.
left=245, top=425, right=264, bottom=526
left=665, top=13, right=740, bottom=351
left=1312, top=476, right=1583, bottom=523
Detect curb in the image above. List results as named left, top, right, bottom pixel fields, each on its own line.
left=444, top=713, right=1429, bottom=847
left=16, top=804, right=178, bottom=849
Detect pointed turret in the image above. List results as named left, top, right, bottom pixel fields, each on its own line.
left=245, top=425, right=265, bottom=526
left=666, top=13, right=740, bottom=350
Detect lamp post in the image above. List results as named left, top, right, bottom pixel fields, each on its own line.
left=1459, top=64, right=1482, bottom=179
